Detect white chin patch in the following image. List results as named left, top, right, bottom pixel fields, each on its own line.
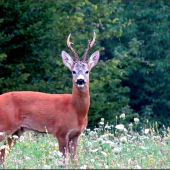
left=77, top=84, right=85, bottom=88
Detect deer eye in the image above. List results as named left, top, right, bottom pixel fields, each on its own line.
left=72, top=71, right=76, bottom=74
left=85, top=71, right=89, bottom=74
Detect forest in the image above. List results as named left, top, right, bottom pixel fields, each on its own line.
left=0, top=0, right=170, bottom=129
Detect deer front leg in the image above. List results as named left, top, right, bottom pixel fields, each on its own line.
left=69, top=135, right=80, bottom=164
left=57, top=136, right=69, bottom=157
left=56, top=135, right=69, bottom=166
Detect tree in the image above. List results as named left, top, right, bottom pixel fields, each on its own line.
left=117, top=0, right=170, bottom=126
left=0, top=0, right=133, bottom=128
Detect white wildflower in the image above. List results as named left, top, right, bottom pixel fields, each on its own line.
left=110, top=142, right=117, bottom=149
left=86, top=128, right=90, bottom=133
left=49, top=142, right=54, bottom=146
left=102, top=141, right=106, bottom=144
left=119, top=113, right=125, bottom=119
left=53, top=150, right=63, bottom=157
left=109, top=133, right=114, bottom=138
left=54, top=143, right=58, bottom=147
left=80, top=165, right=87, bottom=169
left=153, top=136, right=161, bottom=141
left=144, top=129, right=149, bottom=134
left=25, top=156, right=31, bottom=160
left=94, top=128, right=99, bottom=131
left=17, top=149, right=23, bottom=155
left=105, top=140, right=114, bottom=144
left=97, top=138, right=103, bottom=142
left=113, top=147, right=122, bottom=154
left=140, top=146, right=148, bottom=150
left=164, top=137, right=169, bottom=141
left=81, top=133, right=85, bottom=137
left=139, top=136, right=149, bottom=140
left=101, top=134, right=109, bottom=139
left=44, top=165, right=51, bottom=169
left=128, top=158, right=132, bottom=164
left=105, top=164, right=109, bottom=168
left=87, top=141, right=92, bottom=147
left=124, top=128, right=127, bottom=133
left=101, top=118, right=104, bottom=122
left=134, top=118, right=139, bottom=124
left=115, top=124, right=125, bottom=131
left=89, top=131, right=96, bottom=137
left=19, top=136, right=25, bottom=142
left=12, top=135, right=19, bottom=139
left=101, top=151, right=107, bottom=157
left=129, top=122, right=133, bottom=127
left=90, top=149, right=98, bottom=153
left=105, top=124, right=111, bottom=129
left=90, top=159, right=95, bottom=163
left=135, top=165, right=142, bottom=169
left=0, top=145, right=7, bottom=150
left=110, top=125, right=114, bottom=128
left=56, top=151, right=63, bottom=157
left=0, top=132, right=5, bottom=136
left=120, top=136, right=127, bottom=143
left=99, top=122, right=104, bottom=125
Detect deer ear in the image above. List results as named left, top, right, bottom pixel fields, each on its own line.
left=61, top=51, right=74, bottom=70
left=88, top=51, right=100, bottom=70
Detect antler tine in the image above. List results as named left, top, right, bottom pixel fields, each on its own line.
left=82, top=32, right=96, bottom=61
left=67, top=34, right=80, bottom=61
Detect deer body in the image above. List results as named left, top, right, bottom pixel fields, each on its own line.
left=0, top=91, right=88, bottom=134
left=0, top=32, right=99, bottom=166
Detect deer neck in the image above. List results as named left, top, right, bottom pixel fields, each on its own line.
left=72, top=83, right=90, bottom=120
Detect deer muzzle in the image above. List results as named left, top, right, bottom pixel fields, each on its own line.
left=76, top=75, right=86, bottom=88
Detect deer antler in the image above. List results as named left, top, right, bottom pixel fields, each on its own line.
left=82, top=32, right=96, bottom=61
left=67, top=34, right=80, bottom=61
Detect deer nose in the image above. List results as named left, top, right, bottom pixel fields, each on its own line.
left=77, top=79, right=85, bottom=85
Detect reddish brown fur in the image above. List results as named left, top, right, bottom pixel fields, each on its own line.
left=0, top=33, right=99, bottom=166
left=0, top=89, right=89, bottom=164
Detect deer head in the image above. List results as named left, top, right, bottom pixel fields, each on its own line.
left=61, top=32, right=100, bottom=89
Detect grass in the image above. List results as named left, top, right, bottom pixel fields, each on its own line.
left=1, top=117, right=170, bottom=169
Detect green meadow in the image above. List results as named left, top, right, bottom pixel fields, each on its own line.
left=1, top=117, right=170, bottom=169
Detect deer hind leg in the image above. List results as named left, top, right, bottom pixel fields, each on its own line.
left=0, top=128, right=24, bottom=167
left=0, top=125, right=8, bottom=166
left=0, top=133, right=5, bottom=167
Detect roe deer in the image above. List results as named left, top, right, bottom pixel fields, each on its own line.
left=0, top=32, right=100, bottom=165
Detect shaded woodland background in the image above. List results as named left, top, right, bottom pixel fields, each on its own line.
left=0, top=0, right=170, bottom=128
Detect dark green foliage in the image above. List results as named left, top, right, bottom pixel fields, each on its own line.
left=117, top=0, right=170, bottom=127
left=0, top=0, right=170, bottom=128
left=0, top=0, right=59, bottom=92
